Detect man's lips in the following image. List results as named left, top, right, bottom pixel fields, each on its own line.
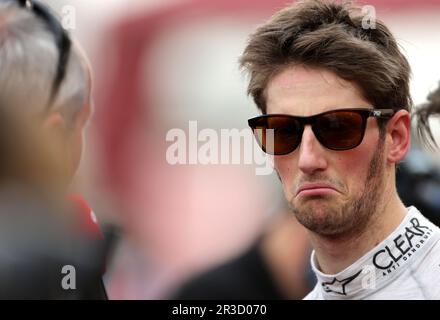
left=296, top=183, right=340, bottom=198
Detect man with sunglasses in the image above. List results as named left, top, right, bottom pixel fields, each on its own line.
left=241, top=0, right=440, bottom=299
left=0, top=0, right=107, bottom=298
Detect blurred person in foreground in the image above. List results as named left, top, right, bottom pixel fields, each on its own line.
left=0, top=108, right=105, bottom=299
left=242, top=0, right=440, bottom=299
left=0, top=0, right=107, bottom=298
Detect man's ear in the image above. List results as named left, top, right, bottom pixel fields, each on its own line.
left=77, top=101, right=92, bottom=129
left=386, top=109, right=411, bottom=164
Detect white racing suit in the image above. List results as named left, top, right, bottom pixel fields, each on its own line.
left=305, top=206, right=440, bottom=299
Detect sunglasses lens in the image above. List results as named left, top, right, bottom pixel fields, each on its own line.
left=251, top=116, right=301, bottom=155
left=315, top=111, right=365, bottom=150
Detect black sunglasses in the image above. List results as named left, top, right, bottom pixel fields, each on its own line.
left=14, top=0, right=71, bottom=105
left=248, top=108, right=395, bottom=155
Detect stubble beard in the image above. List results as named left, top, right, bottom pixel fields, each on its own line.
left=289, top=138, right=386, bottom=237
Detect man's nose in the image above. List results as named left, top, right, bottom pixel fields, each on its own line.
left=297, top=125, right=328, bottom=175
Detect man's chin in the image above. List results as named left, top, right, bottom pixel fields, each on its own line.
left=291, top=201, right=347, bottom=235
left=297, top=205, right=333, bottom=222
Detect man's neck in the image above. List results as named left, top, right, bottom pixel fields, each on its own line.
left=309, top=191, right=408, bottom=275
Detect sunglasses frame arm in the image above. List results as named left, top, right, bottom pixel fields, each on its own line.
left=370, top=109, right=395, bottom=119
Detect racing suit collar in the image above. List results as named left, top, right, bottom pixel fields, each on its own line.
left=309, top=206, right=439, bottom=299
